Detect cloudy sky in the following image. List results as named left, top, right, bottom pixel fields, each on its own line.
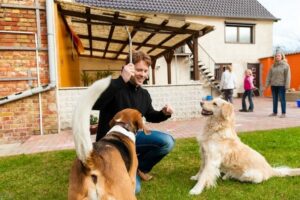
left=257, top=0, right=300, bottom=52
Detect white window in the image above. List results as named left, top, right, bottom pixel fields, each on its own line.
left=225, top=23, right=254, bottom=44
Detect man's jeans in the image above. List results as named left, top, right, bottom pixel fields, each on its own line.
left=271, top=86, right=286, bottom=114
left=135, top=130, right=175, bottom=193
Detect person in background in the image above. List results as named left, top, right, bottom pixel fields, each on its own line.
left=219, top=65, right=236, bottom=103
left=239, top=69, right=255, bottom=112
left=265, top=50, right=291, bottom=118
left=93, top=50, right=175, bottom=193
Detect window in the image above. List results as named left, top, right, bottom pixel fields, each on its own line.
left=225, top=22, right=254, bottom=44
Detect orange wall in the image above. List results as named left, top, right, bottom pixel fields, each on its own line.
left=55, top=4, right=80, bottom=87
left=260, top=53, right=300, bottom=97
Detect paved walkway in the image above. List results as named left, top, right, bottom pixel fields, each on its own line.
left=1, top=97, right=300, bottom=157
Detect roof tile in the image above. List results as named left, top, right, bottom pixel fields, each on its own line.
left=75, top=0, right=277, bottom=20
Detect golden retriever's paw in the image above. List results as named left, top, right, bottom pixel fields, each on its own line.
left=189, top=187, right=203, bottom=195
left=222, top=174, right=230, bottom=180
left=190, top=175, right=198, bottom=181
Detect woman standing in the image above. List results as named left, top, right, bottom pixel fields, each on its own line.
left=265, top=51, right=291, bottom=118
left=220, top=65, right=236, bottom=103
left=239, top=69, right=255, bottom=112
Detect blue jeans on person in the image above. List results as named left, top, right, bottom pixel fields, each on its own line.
left=242, top=90, right=254, bottom=111
left=135, top=130, right=175, bottom=193
left=271, top=86, right=286, bottom=114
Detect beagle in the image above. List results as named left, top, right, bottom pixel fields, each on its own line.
left=68, top=77, right=149, bottom=200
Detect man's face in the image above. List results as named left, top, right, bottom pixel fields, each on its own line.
left=130, top=60, right=149, bottom=86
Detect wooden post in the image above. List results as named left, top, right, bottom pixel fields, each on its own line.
left=164, top=51, right=174, bottom=84
left=151, top=58, right=157, bottom=85
left=193, top=34, right=199, bottom=80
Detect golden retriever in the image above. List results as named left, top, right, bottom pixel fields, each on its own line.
left=189, top=98, right=300, bottom=195
left=68, top=77, right=149, bottom=200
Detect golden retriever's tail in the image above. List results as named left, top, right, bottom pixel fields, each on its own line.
left=72, top=76, right=111, bottom=164
left=273, top=167, right=300, bottom=177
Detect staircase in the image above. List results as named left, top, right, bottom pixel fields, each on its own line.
left=198, top=62, right=221, bottom=92
left=189, top=52, right=221, bottom=94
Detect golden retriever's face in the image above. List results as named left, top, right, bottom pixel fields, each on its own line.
left=109, top=108, right=150, bottom=134
left=200, top=98, right=234, bottom=121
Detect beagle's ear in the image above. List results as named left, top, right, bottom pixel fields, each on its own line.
left=109, top=116, right=122, bottom=128
left=136, top=115, right=150, bottom=134
left=221, top=103, right=233, bottom=121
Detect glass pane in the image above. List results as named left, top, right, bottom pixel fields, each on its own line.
left=239, top=27, right=251, bottom=43
left=225, top=26, right=237, bottom=42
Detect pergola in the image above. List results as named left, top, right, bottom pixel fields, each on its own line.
left=56, top=0, right=214, bottom=84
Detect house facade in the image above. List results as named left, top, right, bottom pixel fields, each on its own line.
left=0, top=0, right=277, bottom=143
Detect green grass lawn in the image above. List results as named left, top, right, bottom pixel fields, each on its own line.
left=1, top=127, right=300, bottom=200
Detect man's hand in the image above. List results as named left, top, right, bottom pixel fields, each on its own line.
left=121, top=63, right=135, bottom=83
left=162, top=104, right=173, bottom=116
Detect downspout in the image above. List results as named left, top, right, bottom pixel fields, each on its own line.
left=46, top=0, right=57, bottom=87
left=46, top=0, right=61, bottom=133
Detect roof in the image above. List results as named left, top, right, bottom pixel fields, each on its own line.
left=56, top=0, right=214, bottom=60
left=75, top=0, right=278, bottom=21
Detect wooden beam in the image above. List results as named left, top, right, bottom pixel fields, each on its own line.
left=60, top=8, right=198, bottom=34
left=103, top=12, right=119, bottom=58
left=147, top=24, right=190, bottom=54
left=78, top=34, right=170, bottom=49
left=80, top=54, right=126, bottom=61
left=186, top=39, right=193, bottom=52
left=86, top=8, right=92, bottom=56
left=136, top=20, right=169, bottom=51
left=84, top=47, right=127, bottom=55
left=115, top=17, right=146, bottom=59
left=153, top=33, right=197, bottom=60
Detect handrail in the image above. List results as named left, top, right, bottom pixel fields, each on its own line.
left=198, top=43, right=217, bottom=64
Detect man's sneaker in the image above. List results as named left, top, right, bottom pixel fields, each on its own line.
left=268, top=113, right=277, bottom=117
left=137, top=170, right=153, bottom=181
left=239, top=109, right=248, bottom=112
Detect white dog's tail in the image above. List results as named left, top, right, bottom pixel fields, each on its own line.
left=72, top=76, right=111, bottom=164
left=273, top=167, right=300, bottom=177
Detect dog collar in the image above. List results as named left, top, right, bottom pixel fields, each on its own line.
left=107, top=125, right=136, bottom=143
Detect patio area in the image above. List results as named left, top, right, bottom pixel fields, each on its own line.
left=1, top=97, right=300, bottom=157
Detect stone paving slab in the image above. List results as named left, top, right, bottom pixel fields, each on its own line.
left=1, top=97, right=300, bottom=157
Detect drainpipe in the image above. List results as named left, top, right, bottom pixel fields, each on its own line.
left=46, top=0, right=60, bottom=133
left=46, top=0, right=56, bottom=86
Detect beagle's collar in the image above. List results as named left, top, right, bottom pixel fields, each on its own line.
left=107, top=125, right=136, bottom=143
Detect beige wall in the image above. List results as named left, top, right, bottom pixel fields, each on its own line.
left=79, top=57, right=125, bottom=85
left=152, top=16, right=274, bottom=93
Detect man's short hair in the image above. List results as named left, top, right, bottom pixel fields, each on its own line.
left=126, top=50, right=152, bottom=66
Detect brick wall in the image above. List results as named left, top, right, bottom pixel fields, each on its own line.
left=0, top=0, right=58, bottom=144
left=58, top=83, right=212, bottom=129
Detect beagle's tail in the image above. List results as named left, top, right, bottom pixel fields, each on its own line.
left=273, top=167, right=300, bottom=177
left=72, top=76, right=111, bottom=164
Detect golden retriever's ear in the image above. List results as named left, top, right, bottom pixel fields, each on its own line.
left=221, top=103, right=233, bottom=120
left=136, top=115, right=150, bottom=134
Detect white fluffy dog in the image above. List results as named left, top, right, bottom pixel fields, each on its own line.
left=189, top=98, right=300, bottom=195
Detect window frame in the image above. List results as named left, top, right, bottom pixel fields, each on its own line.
left=224, top=22, right=255, bottom=44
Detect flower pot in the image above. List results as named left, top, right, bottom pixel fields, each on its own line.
left=90, top=124, right=98, bottom=135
